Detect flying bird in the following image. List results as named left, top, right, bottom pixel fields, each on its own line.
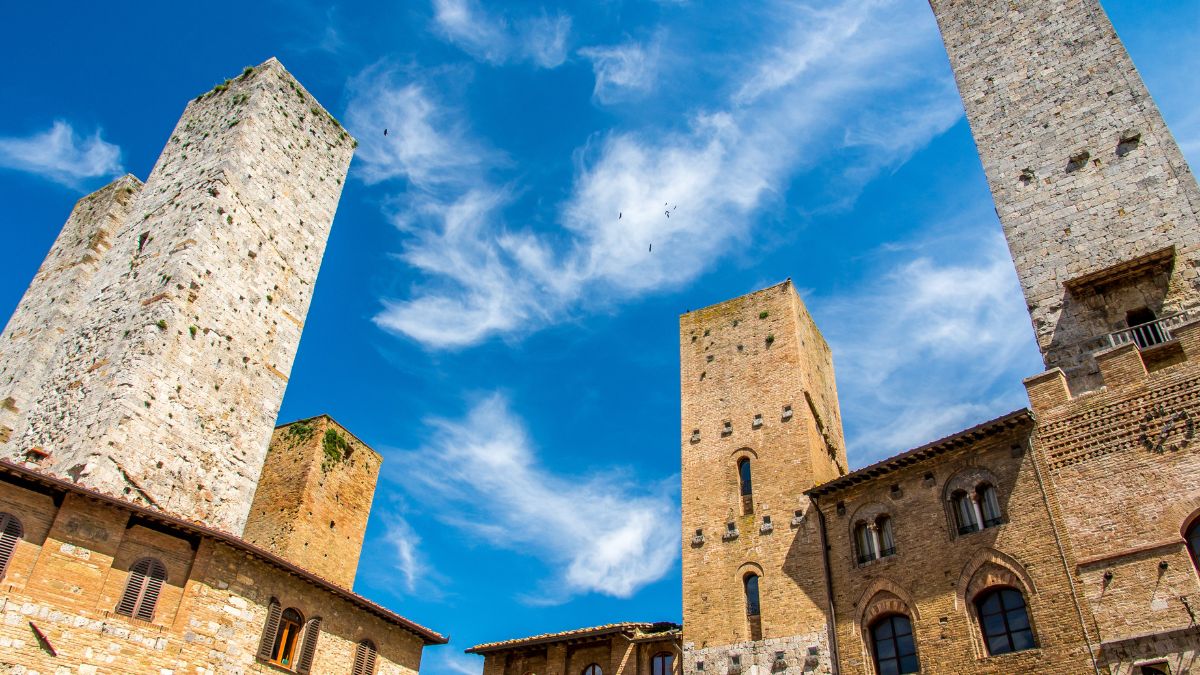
left=384, top=129, right=388, bottom=136
left=619, top=212, right=622, bottom=219
left=664, top=211, right=670, bottom=218
left=649, top=243, right=653, bottom=252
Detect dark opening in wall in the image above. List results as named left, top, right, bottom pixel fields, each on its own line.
left=1067, top=150, right=1091, bottom=172
left=1117, top=132, right=1141, bottom=157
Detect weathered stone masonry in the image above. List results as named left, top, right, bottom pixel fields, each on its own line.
left=930, top=0, right=1200, bottom=391
left=0, top=58, right=356, bottom=534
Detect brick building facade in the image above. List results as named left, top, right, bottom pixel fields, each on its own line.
left=467, top=623, right=682, bottom=675
left=679, top=1, right=1200, bottom=675
left=0, top=58, right=447, bottom=673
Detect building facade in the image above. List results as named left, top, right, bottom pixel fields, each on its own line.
left=681, top=1, right=1200, bottom=674
left=0, top=58, right=447, bottom=673
left=467, top=623, right=682, bottom=675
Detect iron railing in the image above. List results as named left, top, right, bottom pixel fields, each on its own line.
left=1106, top=311, right=1195, bottom=349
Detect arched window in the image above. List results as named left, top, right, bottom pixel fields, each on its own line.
left=582, top=664, right=603, bottom=675
left=115, top=557, right=166, bottom=622
left=0, top=512, right=24, bottom=581
left=975, top=588, right=1035, bottom=656
left=1186, top=520, right=1200, bottom=574
left=869, top=614, right=918, bottom=675
left=353, top=639, right=378, bottom=675
left=738, top=458, right=753, bottom=515
left=651, top=652, right=674, bottom=675
left=855, top=523, right=877, bottom=564
left=272, top=608, right=304, bottom=668
left=978, top=484, right=1002, bottom=528
left=744, top=572, right=762, bottom=640
left=953, top=491, right=978, bottom=535
left=877, top=516, right=896, bottom=558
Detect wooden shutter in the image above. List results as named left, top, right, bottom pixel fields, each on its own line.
left=116, top=558, right=166, bottom=621
left=353, top=640, right=378, bottom=675
left=257, top=598, right=282, bottom=661
left=0, top=513, right=23, bottom=580
left=295, top=617, right=322, bottom=674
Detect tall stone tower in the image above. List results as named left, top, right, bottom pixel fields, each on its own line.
left=930, top=0, right=1200, bottom=392
left=0, top=175, right=143, bottom=445
left=243, top=415, right=382, bottom=589
left=0, top=58, right=356, bottom=533
left=680, top=281, right=845, bottom=675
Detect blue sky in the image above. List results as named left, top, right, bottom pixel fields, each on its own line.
left=1, top=1, right=1198, bottom=672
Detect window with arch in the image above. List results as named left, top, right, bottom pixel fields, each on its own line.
left=951, top=481, right=1004, bottom=536
left=744, top=572, right=762, bottom=640
left=257, top=601, right=322, bottom=673
left=115, top=557, right=166, bottom=622
left=651, top=652, right=674, bottom=675
left=1186, top=519, right=1200, bottom=574
left=975, top=587, right=1035, bottom=656
left=869, top=614, right=918, bottom=675
left=738, top=457, right=753, bottom=515
left=353, top=639, right=378, bottom=675
left=582, top=664, right=603, bottom=675
left=855, top=516, right=895, bottom=564
left=0, top=512, right=24, bottom=581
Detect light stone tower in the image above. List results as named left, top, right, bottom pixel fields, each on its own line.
left=680, top=281, right=846, bottom=675
left=0, top=58, right=356, bottom=533
left=929, top=0, right=1200, bottom=392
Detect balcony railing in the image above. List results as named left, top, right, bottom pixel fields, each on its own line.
left=1106, top=311, right=1195, bottom=350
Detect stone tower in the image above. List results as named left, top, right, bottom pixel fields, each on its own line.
left=0, top=58, right=356, bottom=533
left=0, top=175, right=143, bottom=446
left=243, top=415, right=382, bottom=589
left=929, top=0, right=1200, bottom=392
left=680, top=281, right=845, bottom=674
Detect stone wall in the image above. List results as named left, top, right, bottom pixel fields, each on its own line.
left=0, top=474, right=427, bottom=674
left=0, top=175, right=142, bottom=449
left=813, top=421, right=1098, bottom=674
left=929, top=0, right=1200, bottom=391
left=243, top=415, right=382, bottom=589
left=680, top=281, right=842, bottom=672
left=3, top=58, right=356, bottom=533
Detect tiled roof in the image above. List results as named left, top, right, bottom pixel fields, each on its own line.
left=0, top=459, right=447, bottom=645
left=806, top=408, right=1033, bottom=498
left=466, top=622, right=681, bottom=654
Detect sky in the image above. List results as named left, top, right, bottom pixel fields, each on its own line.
left=1, top=1, right=1198, bottom=672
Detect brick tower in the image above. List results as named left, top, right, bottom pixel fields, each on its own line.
left=243, top=415, right=382, bottom=589
left=0, top=58, right=356, bottom=533
left=680, top=281, right=845, bottom=674
left=930, top=0, right=1200, bottom=392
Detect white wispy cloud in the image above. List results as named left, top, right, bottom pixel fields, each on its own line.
left=0, top=121, right=122, bottom=188
left=578, top=37, right=661, bottom=104
left=357, top=0, right=962, bottom=349
left=389, top=394, right=679, bottom=603
left=816, top=225, right=1043, bottom=464
left=382, top=513, right=426, bottom=593
left=431, top=0, right=571, bottom=69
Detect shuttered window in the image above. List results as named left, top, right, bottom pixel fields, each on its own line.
left=269, top=608, right=304, bottom=668
left=353, top=639, right=378, bottom=675
left=0, top=513, right=23, bottom=580
left=115, top=557, right=166, bottom=621
left=296, top=617, right=322, bottom=674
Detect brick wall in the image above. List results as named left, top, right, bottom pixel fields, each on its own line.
left=814, top=422, right=1097, bottom=674
left=243, top=415, right=382, bottom=589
